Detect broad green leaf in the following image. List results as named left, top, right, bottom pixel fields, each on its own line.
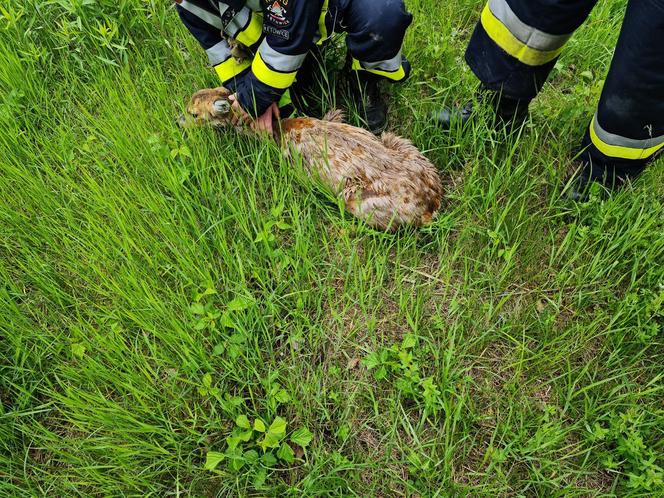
left=190, top=302, right=205, bottom=315
left=253, top=467, right=267, bottom=488
left=226, top=435, right=241, bottom=451
left=71, top=343, right=86, bottom=358
left=268, top=416, right=287, bottom=436
left=290, top=427, right=313, bottom=448
left=228, top=333, right=246, bottom=344
left=238, top=430, right=253, bottom=442
left=336, top=424, right=350, bottom=442
left=277, top=442, right=295, bottom=463
left=235, top=415, right=251, bottom=429
left=228, top=394, right=243, bottom=406
left=401, top=333, right=417, bottom=349
left=219, top=312, right=235, bottom=328
left=227, top=296, right=255, bottom=312
left=225, top=447, right=242, bottom=458
left=228, top=456, right=244, bottom=472
left=201, top=373, right=212, bottom=388
left=374, top=366, right=388, bottom=380
left=274, top=389, right=291, bottom=403
left=204, top=451, right=225, bottom=471
left=270, top=203, right=284, bottom=218
left=590, top=422, right=609, bottom=441
left=212, top=343, right=226, bottom=356
left=228, top=344, right=243, bottom=360
left=362, top=352, right=380, bottom=369
left=219, top=393, right=243, bottom=414
left=398, top=350, right=413, bottom=368
left=261, top=452, right=277, bottom=467
left=258, top=432, right=281, bottom=452
left=194, top=318, right=209, bottom=331
left=243, top=449, right=259, bottom=464
left=253, top=419, right=266, bottom=432
left=395, top=377, right=415, bottom=395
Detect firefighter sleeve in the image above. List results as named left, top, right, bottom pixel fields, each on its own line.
left=176, top=1, right=251, bottom=91
left=235, top=0, right=325, bottom=117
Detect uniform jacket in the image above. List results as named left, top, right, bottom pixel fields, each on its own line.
left=177, top=0, right=328, bottom=116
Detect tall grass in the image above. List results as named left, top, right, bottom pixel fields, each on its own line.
left=1, top=0, right=662, bottom=496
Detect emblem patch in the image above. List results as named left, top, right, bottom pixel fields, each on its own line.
left=265, top=0, right=291, bottom=27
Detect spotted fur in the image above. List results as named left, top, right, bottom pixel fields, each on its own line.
left=183, top=87, right=443, bottom=230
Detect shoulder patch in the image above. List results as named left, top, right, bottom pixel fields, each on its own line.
left=264, top=0, right=292, bottom=28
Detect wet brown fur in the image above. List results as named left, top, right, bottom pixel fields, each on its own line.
left=183, top=87, right=443, bottom=231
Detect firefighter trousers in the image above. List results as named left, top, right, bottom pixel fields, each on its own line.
left=330, top=0, right=413, bottom=82
left=466, top=0, right=664, bottom=181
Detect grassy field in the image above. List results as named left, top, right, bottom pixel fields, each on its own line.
left=1, top=0, right=663, bottom=496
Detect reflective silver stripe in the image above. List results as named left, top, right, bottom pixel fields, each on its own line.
left=488, top=0, right=571, bottom=51
left=179, top=0, right=222, bottom=29
left=226, top=7, right=250, bottom=38
left=358, top=51, right=403, bottom=72
left=217, top=2, right=229, bottom=17
left=206, top=40, right=232, bottom=65
left=246, top=0, right=262, bottom=11
left=258, top=40, right=306, bottom=72
left=594, top=115, right=664, bottom=149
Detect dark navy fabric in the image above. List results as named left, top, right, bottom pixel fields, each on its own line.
left=178, top=0, right=412, bottom=116
left=235, top=0, right=325, bottom=115
left=465, top=0, right=664, bottom=180
left=176, top=2, right=246, bottom=92
left=595, top=0, right=664, bottom=142
left=465, top=0, right=599, bottom=99
left=581, top=0, right=664, bottom=181
left=337, top=0, right=412, bottom=65
left=465, top=24, right=556, bottom=100
left=176, top=4, right=223, bottom=50
left=505, top=0, right=598, bottom=35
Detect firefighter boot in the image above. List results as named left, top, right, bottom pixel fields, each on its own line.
left=434, top=88, right=530, bottom=130
left=564, top=167, right=596, bottom=202
left=290, top=45, right=327, bottom=118
left=564, top=163, right=624, bottom=202
left=349, top=71, right=388, bottom=135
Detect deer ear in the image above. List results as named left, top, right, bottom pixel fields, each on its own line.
left=212, top=99, right=231, bottom=115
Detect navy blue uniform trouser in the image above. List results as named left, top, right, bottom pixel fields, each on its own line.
left=329, top=0, right=413, bottom=80
left=466, top=0, right=664, bottom=182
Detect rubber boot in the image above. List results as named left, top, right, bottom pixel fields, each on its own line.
left=348, top=71, right=388, bottom=135
left=290, top=45, right=327, bottom=118
left=434, top=87, right=530, bottom=130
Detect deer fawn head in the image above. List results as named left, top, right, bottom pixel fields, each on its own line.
left=179, top=87, right=235, bottom=129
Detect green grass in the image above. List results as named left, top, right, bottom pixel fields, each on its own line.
left=1, top=0, right=663, bottom=496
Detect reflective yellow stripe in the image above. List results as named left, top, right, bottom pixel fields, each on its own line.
left=480, top=4, right=563, bottom=66
left=235, top=11, right=263, bottom=47
left=487, top=0, right=570, bottom=52
left=252, top=53, right=297, bottom=89
left=590, top=116, right=664, bottom=161
left=351, top=58, right=406, bottom=81
left=317, top=0, right=329, bottom=45
left=214, top=57, right=251, bottom=82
